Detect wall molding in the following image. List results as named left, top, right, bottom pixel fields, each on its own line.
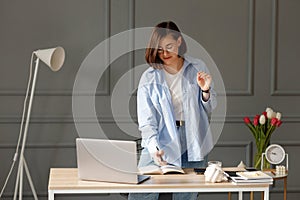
left=220, top=0, right=255, bottom=96
left=0, top=0, right=254, bottom=97
left=1, top=114, right=300, bottom=124
left=270, top=0, right=300, bottom=96
left=130, top=0, right=255, bottom=96
left=129, top=0, right=136, bottom=94
left=0, top=143, right=75, bottom=149
left=0, top=88, right=111, bottom=96
left=0, top=0, right=111, bottom=97
left=3, top=140, right=298, bottom=149
left=211, top=114, right=300, bottom=123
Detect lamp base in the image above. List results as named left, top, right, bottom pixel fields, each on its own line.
left=13, top=156, right=38, bottom=200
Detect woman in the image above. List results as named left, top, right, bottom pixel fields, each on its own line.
left=128, top=21, right=217, bottom=200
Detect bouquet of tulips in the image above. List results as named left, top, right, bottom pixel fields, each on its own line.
left=243, top=107, right=282, bottom=169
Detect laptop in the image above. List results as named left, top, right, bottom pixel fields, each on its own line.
left=76, top=138, right=150, bottom=184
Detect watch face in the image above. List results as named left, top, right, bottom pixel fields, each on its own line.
left=265, top=144, right=285, bottom=165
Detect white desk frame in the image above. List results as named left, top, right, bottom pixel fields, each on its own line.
left=48, top=168, right=270, bottom=200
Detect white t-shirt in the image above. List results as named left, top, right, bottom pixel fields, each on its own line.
left=163, top=67, right=184, bottom=121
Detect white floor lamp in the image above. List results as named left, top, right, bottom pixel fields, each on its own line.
left=0, top=47, right=65, bottom=200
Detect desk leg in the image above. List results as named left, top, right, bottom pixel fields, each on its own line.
left=238, top=191, right=243, bottom=200
left=263, top=188, right=269, bottom=200
left=284, top=177, right=287, bottom=200
left=48, top=190, right=54, bottom=200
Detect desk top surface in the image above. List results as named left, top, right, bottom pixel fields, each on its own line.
left=48, top=168, right=271, bottom=190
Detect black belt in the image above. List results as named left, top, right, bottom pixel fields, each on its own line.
left=176, top=120, right=185, bottom=127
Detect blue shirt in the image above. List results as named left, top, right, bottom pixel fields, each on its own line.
left=137, top=55, right=217, bottom=166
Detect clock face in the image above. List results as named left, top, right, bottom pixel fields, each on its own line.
left=265, top=144, right=285, bottom=165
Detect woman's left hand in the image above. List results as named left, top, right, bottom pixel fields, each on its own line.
left=197, top=71, right=211, bottom=90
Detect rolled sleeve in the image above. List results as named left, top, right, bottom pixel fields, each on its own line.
left=201, top=87, right=217, bottom=113
left=137, top=86, right=159, bottom=154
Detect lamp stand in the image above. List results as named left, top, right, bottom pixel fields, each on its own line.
left=13, top=58, right=40, bottom=200
left=0, top=46, right=64, bottom=199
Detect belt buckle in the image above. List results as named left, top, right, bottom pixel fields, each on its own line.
left=176, top=120, right=184, bottom=127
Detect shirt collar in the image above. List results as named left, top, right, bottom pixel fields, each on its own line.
left=182, top=55, right=193, bottom=72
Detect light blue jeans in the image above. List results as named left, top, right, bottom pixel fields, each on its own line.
left=128, top=126, right=208, bottom=200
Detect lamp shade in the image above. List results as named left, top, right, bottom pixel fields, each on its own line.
left=34, top=46, right=65, bottom=71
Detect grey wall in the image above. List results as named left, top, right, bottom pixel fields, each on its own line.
left=0, top=0, right=299, bottom=199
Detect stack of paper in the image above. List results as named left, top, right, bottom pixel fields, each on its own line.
left=228, top=171, right=273, bottom=184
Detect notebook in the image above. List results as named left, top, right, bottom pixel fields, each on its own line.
left=76, top=138, right=150, bottom=184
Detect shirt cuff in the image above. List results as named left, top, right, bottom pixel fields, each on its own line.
left=147, top=138, right=159, bottom=155
left=202, top=94, right=211, bottom=103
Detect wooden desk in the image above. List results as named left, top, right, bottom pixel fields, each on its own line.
left=48, top=168, right=271, bottom=200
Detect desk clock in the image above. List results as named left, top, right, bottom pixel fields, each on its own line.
left=261, top=144, right=288, bottom=171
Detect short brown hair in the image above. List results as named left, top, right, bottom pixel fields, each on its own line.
left=145, top=21, right=187, bottom=69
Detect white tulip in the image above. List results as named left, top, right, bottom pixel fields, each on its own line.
left=267, top=110, right=273, bottom=119
left=266, top=107, right=273, bottom=113
left=276, top=112, right=282, bottom=120
left=259, top=115, right=266, bottom=125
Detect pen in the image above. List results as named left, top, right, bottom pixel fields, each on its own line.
left=156, top=146, right=165, bottom=163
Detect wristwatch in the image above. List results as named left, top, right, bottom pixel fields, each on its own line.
left=202, top=89, right=210, bottom=93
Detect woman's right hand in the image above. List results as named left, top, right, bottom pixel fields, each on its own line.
left=153, top=150, right=167, bottom=166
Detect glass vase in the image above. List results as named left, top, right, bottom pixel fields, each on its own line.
left=254, top=140, right=270, bottom=169
left=254, top=151, right=270, bottom=170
